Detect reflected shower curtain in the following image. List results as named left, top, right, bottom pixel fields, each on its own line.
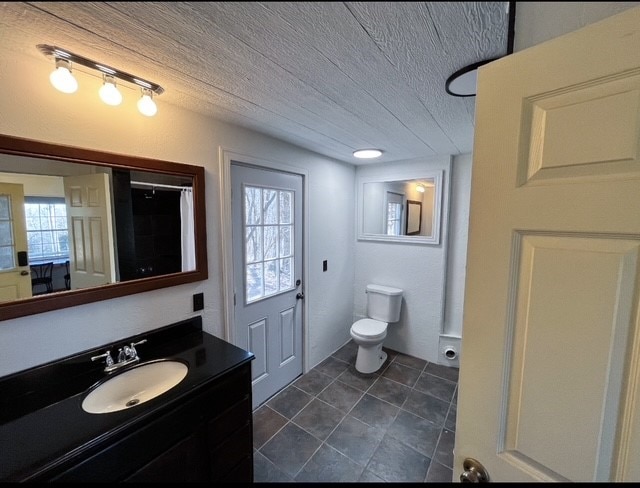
left=180, top=188, right=196, bottom=272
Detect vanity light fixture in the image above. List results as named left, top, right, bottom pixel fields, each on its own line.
left=49, top=58, right=78, bottom=94
left=353, top=149, right=383, bottom=159
left=416, top=184, right=425, bottom=193
left=37, top=44, right=164, bottom=116
left=137, top=88, right=157, bottom=117
left=99, top=74, right=123, bottom=106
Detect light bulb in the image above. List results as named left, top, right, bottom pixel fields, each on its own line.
left=49, top=59, right=78, bottom=94
left=99, top=74, right=122, bottom=106
left=353, top=149, right=382, bottom=159
left=137, top=88, right=157, bottom=116
left=416, top=185, right=425, bottom=193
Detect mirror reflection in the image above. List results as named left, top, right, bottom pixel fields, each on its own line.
left=358, top=171, right=443, bottom=245
left=0, top=152, right=196, bottom=304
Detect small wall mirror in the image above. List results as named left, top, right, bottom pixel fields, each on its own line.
left=357, top=170, right=444, bottom=244
left=0, top=134, right=207, bottom=321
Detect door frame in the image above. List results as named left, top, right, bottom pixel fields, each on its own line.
left=219, top=147, right=310, bottom=373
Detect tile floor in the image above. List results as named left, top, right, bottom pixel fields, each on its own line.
left=252, top=340, right=458, bottom=482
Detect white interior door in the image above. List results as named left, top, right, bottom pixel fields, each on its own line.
left=231, top=162, right=303, bottom=409
left=0, top=183, right=32, bottom=301
left=63, top=173, right=116, bottom=290
left=456, top=6, right=640, bottom=482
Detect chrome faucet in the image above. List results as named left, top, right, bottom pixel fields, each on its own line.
left=92, top=339, right=147, bottom=373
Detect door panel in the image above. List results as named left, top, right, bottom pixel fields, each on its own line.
left=63, top=173, right=116, bottom=289
left=231, top=163, right=303, bottom=409
left=456, top=6, right=640, bottom=482
left=0, top=183, right=31, bottom=301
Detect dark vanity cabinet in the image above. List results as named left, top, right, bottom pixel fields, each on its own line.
left=0, top=317, right=255, bottom=483
left=53, top=363, right=252, bottom=482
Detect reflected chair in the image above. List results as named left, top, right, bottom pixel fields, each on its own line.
left=31, top=262, right=54, bottom=295
left=64, top=260, right=71, bottom=290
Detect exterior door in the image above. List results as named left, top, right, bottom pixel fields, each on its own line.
left=0, top=183, right=32, bottom=301
left=63, top=173, right=116, bottom=290
left=456, top=6, right=640, bottom=482
left=231, top=162, right=303, bottom=409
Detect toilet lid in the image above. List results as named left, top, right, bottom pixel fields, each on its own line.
left=352, top=318, right=387, bottom=339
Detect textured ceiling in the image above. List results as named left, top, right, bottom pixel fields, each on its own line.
left=1, top=2, right=511, bottom=164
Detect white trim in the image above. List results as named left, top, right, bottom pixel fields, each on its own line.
left=218, top=147, right=310, bottom=373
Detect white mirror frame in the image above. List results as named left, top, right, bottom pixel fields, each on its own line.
left=356, top=169, right=445, bottom=245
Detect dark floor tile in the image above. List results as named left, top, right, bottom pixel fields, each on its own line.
left=402, top=389, right=450, bottom=426
left=317, top=379, right=364, bottom=413
left=393, top=352, right=427, bottom=371
left=381, top=362, right=421, bottom=388
left=367, top=376, right=411, bottom=407
left=445, top=404, right=457, bottom=432
left=359, top=469, right=385, bottom=482
left=337, top=364, right=380, bottom=391
left=382, top=346, right=399, bottom=363
left=349, top=393, right=399, bottom=430
left=292, top=368, right=334, bottom=396
left=414, top=372, right=457, bottom=402
left=253, top=405, right=288, bottom=449
left=266, top=385, right=313, bottom=419
left=294, top=444, right=364, bottom=482
left=425, top=460, right=454, bottom=482
left=386, top=409, right=441, bottom=458
left=332, top=340, right=358, bottom=364
left=259, top=423, right=322, bottom=479
left=367, top=434, right=431, bottom=482
left=424, top=362, right=459, bottom=382
left=325, top=415, right=385, bottom=466
left=253, top=450, right=294, bottom=482
left=292, top=398, right=345, bottom=440
left=452, top=385, right=458, bottom=405
left=434, top=428, right=455, bottom=468
left=314, top=356, right=350, bottom=378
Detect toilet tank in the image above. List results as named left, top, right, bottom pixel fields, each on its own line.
left=366, top=284, right=403, bottom=322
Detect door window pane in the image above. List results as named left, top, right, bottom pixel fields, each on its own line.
left=0, top=195, right=15, bottom=270
left=244, top=185, right=296, bottom=303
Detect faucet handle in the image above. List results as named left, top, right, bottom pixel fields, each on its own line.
left=91, top=350, right=114, bottom=367
left=129, top=339, right=147, bottom=356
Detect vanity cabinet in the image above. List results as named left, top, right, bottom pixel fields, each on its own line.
left=47, top=362, right=253, bottom=482
left=0, top=318, right=255, bottom=483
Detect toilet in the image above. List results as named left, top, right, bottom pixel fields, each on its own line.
left=350, top=284, right=403, bottom=374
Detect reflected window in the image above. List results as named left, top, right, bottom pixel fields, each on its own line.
left=385, top=191, right=404, bottom=236
left=0, top=194, right=15, bottom=269
left=25, top=197, right=69, bottom=263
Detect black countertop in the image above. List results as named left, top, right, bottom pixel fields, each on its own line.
left=0, top=316, right=254, bottom=482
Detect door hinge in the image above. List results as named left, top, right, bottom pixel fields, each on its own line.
left=234, top=292, right=236, bottom=306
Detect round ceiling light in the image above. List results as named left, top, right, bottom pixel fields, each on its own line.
left=353, top=149, right=382, bottom=159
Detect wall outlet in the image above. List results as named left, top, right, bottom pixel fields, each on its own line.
left=193, top=292, right=204, bottom=311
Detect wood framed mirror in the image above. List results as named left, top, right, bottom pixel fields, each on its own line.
left=0, top=134, right=207, bottom=321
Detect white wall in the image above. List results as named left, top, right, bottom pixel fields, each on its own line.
left=514, top=2, right=640, bottom=51
left=0, top=49, right=355, bottom=377
left=353, top=155, right=456, bottom=363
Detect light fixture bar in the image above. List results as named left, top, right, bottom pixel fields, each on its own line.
left=37, top=44, right=164, bottom=95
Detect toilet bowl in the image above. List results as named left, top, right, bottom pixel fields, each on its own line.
left=350, top=284, right=403, bottom=374
left=350, top=318, right=388, bottom=373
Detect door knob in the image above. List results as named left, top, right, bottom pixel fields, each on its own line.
left=296, top=292, right=304, bottom=300
left=20, top=270, right=29, bottom=276
left=460, top=458, right=489, bottom=482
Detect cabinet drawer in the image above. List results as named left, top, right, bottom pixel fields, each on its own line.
left=207, top=395, right=251, bottom=442
left=210, top=423, right=253, bottom=480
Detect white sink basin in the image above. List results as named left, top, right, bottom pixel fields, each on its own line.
left=82, top=360, right=188, bottom=414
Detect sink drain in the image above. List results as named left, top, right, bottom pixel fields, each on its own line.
left=126, top=398, right=140, bottom=407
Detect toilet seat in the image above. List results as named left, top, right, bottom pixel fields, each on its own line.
left=351, top=318, right=387, bottom=340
